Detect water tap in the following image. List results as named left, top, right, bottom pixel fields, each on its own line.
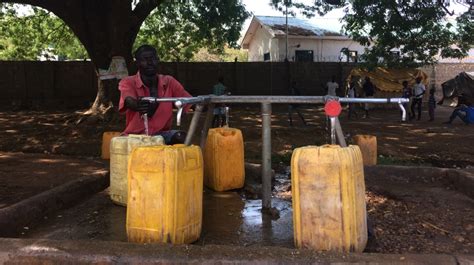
left=175, top=100, right=184, bottom=126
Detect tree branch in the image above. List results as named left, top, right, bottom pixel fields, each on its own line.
left=133, top=0, right=162, bottom=25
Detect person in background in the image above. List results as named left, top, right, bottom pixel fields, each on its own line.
left=401, top=80, right=412, bottom=120
left=288, top=81, right=308, bottom=126
left=410, top=77, right=426, bottom=121
left=362, top=76, right=375, bottom=118
left=326, top=76, right=339, bottom=97
left=346, top=79, right=358, bottom=120
left=213, top=76, right=226, bottom=96
left=212, top=76, right=229, bottom=127
left=443, top=104, right=474, bottom=125
left=428, top=87, right=436, bottom=121
left=118, top=44, right=192, bottom=144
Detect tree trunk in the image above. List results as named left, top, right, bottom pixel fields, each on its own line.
left=84, top=78, right=120, bottom=118
left=4, top=0, right=159, bottom=119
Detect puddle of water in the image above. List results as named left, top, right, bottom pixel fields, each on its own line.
left=199, top=190, right=294, bottom=247
left=23, top=189, right=294, bottom=248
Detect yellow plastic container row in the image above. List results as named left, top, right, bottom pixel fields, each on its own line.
left=291, top=145, right=367, bottom=252
left=101, top=131, right=121, bottom=159
left=204, top=127, right=245, bottom=191
left=352, top=135, right=377, bottom=166
left=126, top=144, right=203, bottom=244
left=109, top=135, right=164, bottom=206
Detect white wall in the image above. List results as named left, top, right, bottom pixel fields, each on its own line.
left=274, top=37, right=366, bottom=62
left=320, top=39, right=366, bottom=62
left=247, top=25, right=279, bottom=62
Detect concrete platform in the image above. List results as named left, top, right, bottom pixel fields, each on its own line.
left=0, top=164, right=472, bottom=264
left=0, top=238, right=472, bottom=264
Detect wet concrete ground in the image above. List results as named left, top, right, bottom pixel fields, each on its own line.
left=19, top=189, right=294, bottom=248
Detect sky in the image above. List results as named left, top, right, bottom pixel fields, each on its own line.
left=240, top=0, right=471, bottom=34
left=241, top=0, right=345, bottom=33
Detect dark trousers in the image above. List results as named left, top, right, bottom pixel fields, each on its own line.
left=348, top=103, right=357, bottom=119
left=429, top=107, right=435, bottom=121
left=411, top=98, right=422, bottom=120
left=288, top=104, right=307, bottom=126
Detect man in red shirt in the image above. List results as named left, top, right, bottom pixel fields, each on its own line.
left=118, top=44, right=192, bottom=144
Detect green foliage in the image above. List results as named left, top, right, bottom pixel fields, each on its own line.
left=191, top=47, right=248, bottom=62
left=132, top=0, right=250, bottom=62
left=0, top=1, right=249, bottom=62
left=0, top=3, right=88, bottom=60
left=270, top=0, right=474, bottom=68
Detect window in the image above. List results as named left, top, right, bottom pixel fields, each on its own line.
left=263, top=52, right=270, bottom=61
left=295, top=50, right=314, bottom=62
left=340, top=48, right=358, bottom=62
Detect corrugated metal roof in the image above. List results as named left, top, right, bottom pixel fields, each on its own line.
left=256, top=15, right=342, bottom=37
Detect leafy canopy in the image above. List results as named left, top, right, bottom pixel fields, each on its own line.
left=0, top=1, right=249, bottom=61
left=0, top=3, right=87, bottom=60
left=270, top=0, right=474, bottom=68
left=135, top=0, right=249, bottom=62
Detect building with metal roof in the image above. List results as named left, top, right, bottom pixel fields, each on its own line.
left=241, top=16, right=366, bottom=62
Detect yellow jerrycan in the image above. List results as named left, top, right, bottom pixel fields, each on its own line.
left=291, top=145, right=367, bottom=252
left=101, top=131, right=121, bottom=159
left=109, top=134, right=164, bottom=206
left=352, top=134, right=377, bottom=166
left=126, top=144, right=203, bottom=244
left=204, top=127, right=245, bottom=191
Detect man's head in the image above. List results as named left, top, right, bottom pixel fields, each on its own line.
left=134, top=45, right=159, bottom=77
left=416, top=77, right=422, bottom=83
left=402, top=80, right=408, bottom=87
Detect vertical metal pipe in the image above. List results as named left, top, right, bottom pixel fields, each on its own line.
left=335, top=117, right=347, bottom=147
left=330, top=117, right=336, bottom=144
left=184, top=104, right=203, bottom=146
left=200, top=103, right=215, bottom=150
left=142, top=113, right=149, bottom=136
left=225, top=106, right=230, bottom=127
left=285, top=4, right=288, bottom=61
left=261, top=103, right=272, bottom=210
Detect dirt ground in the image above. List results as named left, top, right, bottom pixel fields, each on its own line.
left=0, top=104, right=472, bottom=167
left=0, top=104, right=473, bottom=254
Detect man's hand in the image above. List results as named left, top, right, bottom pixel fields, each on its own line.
left=125, top=96, right=151, bottom=114
left=136, top=98, right=151, bottom=114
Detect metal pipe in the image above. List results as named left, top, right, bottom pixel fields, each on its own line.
left=140, top=95, right=409, bottom=105
left=335, top=117, right=347, bottom=147
left=142, top=113, right=149, bottom=136
left=225, top=106, right=230, bottom=127
left=184, top=104, right=204, bottom=146
left=261, top=103, right=272, bottom=210
left=330, top=117, right=336, bottom=144
left=212, top=96, right=409, bottom=104
left=398, top=101, right=407, bottom=121
left=200, top=104, right=215, bottom=150
left=285, top=2, right=288, bottom=61
left=141, top=96, right=210, bottom=105
left=176, top=107, right=184, bottom=126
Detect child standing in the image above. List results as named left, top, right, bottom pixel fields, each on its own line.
left=428, top=87, right=436, bottom=121
left=401, top=81, right=412, bottom=120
